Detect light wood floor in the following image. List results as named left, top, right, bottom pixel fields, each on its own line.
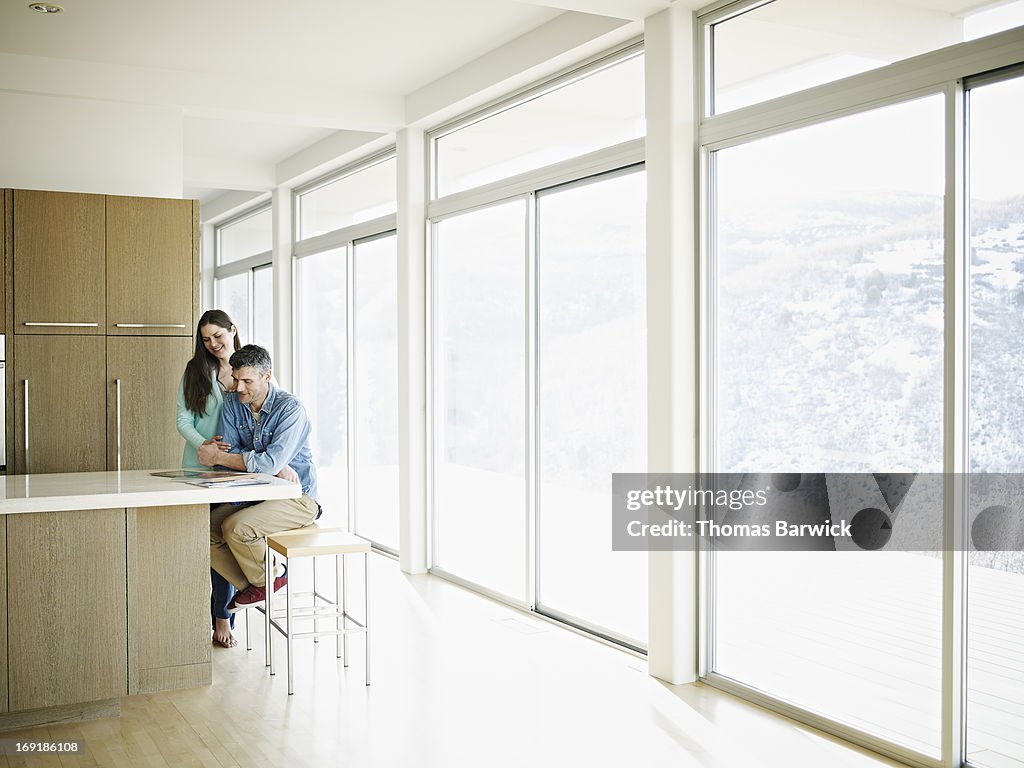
left=0, top=556, right=907, bottom=768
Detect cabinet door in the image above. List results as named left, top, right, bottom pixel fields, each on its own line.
left=1, top=189, right=9, bottom=335
left=11, top=335, right=107, bottom=474
left=127, top=504, right=210, bottom=694
left=12, top=190, right=105, bottom=335
left=106, top=196, right=195, bottom=336
left=0, top=517, right=7, bottom=714
left=7, top=508, right=127, bottom=711
left=107, top=336, right=192, bottom=471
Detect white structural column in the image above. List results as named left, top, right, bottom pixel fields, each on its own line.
left=272, top=187, right=294, bottom=390
left=396, top=128, right=428, bottom=574
left=644, top=5, right=698, bottom=685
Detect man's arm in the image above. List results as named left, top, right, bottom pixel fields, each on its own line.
left=237, top=401, right=310, bottom=475
left=198, top=399, right=309, bottom=475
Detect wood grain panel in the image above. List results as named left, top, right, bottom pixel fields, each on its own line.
left=0, top=699, right=118, bottom=733
left=4, top=189, right=11, bottom=473
left=138, top=664, right=211, bottom=694
left=128, top=504, right=210, bottom=686
left=106, top=336, right=191, bottom=471
left=11, top=335, right=106, bottom=475
left=0, top=518, right=6, bottom=714
left=1, top=188, right=8, bottom=336
left=12, top=190, right=105, bottom=334
left=106, top=195, right=193, bottom=335
left=7, top=508, right=127, bottom=711
left=192, top=200, right=200, bottom=334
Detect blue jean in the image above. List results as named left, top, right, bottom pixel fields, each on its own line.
left=211, top=568, right=236, bottom=629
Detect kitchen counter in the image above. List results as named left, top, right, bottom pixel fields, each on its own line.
left=0, top=469, right=300, bottom=514
left=0, top=469, right=300, bottom=730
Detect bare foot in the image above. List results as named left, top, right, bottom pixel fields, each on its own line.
left=213, top=617, right=237, bottom=648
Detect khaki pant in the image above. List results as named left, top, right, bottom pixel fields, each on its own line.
left=210, top=495, right=319, bottom=589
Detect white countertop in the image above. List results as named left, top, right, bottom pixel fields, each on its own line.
left=0, top=469, right=301, bottom=515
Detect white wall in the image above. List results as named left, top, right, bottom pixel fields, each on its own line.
left=0, top=91, right=183, bottom=198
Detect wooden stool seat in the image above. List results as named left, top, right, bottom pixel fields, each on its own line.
left=267, top=528, right=371, bottom=557
left=263, top=524, right=371, bottom=694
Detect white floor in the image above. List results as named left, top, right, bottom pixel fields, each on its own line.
left=200, top=554, right=906, bottom=768
left=1, top=553, right=910, bottom=768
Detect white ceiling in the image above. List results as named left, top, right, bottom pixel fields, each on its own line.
left=7, top=0, right=1008, bottom=207
left=0, top=0, right=672, bottom=205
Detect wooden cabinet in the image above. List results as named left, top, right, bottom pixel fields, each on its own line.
left=10, top=190, right=196, bottom=337
left=107, top=336, right=192, bottom=471
left=0, top=518, right=6, bottom=714
left=107, top=196, right=195, bottom=336
left=12, top=190, right=106, bottom=335
left=3, top=188, right=199, bottom=476
left=127, top=504, right=210, bottom=694
left=1, top=190, right=8, bottom=335
left=11, top=335, right=107, bottom=475
left=7, top=508, right=127, bottom=711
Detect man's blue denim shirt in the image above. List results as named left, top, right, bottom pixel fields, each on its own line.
left=218, top=382, right=318, bottom=503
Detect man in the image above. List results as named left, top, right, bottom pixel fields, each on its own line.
left=198, top=344, right=320, bottom=615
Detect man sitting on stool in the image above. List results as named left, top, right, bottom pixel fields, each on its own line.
left=198, top=344, right=320, bottom=617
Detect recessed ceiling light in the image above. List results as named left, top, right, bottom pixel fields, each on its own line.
left=28, top=3, right=64, bottom=13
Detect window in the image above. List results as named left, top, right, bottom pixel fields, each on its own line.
left=214, top=272, right=250, bottom=344
left=433, top=49, right=644, bottom=198
left=710, top=96, right=945, bottom=755
left=966, top=70, right=1024, bottom=768
left=293, top=152, right=398, bottom=539
left=433, top=200, right=528, bottom=601
left=535, top=168, right=648, bottom=646
left=701, top=2, right=1024, bottom=764
left=428, top=44, right=647, bottom=644
left=707, top=0, right=1024, bottom=115
left=352, top=232, right=400, bottom=552
left=294, top=247, right=348, bottom=525
left=297, top=155, right=397, bottom=240
left=213, top=204, right=273, bottom=351
left=217, top=207, right=272, bottom=266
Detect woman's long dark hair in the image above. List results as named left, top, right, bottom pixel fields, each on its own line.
left=183, top=310, right=241, bottom=416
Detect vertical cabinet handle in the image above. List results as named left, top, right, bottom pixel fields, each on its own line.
left=23, top=379, right=29, bottom=475
left=115, top=379, right=122, bottom=473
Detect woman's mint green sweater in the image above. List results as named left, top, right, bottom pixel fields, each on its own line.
left=175, top=369, right=224, bottom=469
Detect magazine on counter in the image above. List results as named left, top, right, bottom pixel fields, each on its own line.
left=150, top=469, right=271, bottom=488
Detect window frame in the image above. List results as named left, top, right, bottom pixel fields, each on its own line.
left=696, top=5, right=1024, bottom=767
left=425, top=42, right=649, bottom=653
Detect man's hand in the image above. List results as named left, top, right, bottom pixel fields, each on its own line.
left=197, top=440, right=221, bottom=467
left=210, top=435, right=232, bottom=452
left=276, top=465, right=300, bottom=483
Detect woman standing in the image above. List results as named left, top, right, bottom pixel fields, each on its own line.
left=177, top=309, right=241, bottom=648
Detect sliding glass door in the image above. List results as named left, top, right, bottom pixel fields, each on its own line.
left=710, top=95, right=945, bottom=756
left=966, top=70, right=1024, bottom=768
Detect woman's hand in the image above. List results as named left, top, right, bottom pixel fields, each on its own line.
left=202, top=435, right=232, bottom=451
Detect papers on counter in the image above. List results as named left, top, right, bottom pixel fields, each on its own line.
left=149, top=470, right=271, bottom=488
left=183, top=474, right=270, bottom=488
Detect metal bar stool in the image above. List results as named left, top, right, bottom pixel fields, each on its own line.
left=264, top=526, right=371, bottom=694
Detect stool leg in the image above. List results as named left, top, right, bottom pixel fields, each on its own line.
left=312, top=554, right=319, bottom=644
left=267, top=543, right=275, bottom=676
left=335, top=553, right=342, bottom=659
left=365, top=551, right=370, bottom=686
left=286, top=558, right=294, bottom=695
left=342, top=552, right=348, bottom=667
left=245, top=605, right=252, bottom=652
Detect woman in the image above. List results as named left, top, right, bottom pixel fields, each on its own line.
left=176, top=309, right=242, bottom=648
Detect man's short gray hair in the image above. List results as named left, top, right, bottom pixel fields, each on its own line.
left=230, top=344, right=272, bottom=374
